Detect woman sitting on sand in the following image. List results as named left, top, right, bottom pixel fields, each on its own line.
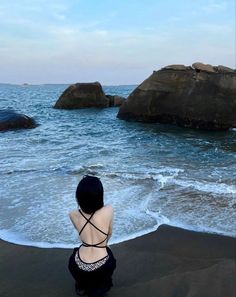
left=68, top=175, right=116, bottom=297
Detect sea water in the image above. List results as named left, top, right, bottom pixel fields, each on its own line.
left=0, top=83, right=235, bottom=248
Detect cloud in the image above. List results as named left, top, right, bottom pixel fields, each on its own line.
left=0, top=0, right=234, bottom=84
left=0, top=0, right=70, bottom=26
left=167, top=16, right=182, bottom=23
left=94, top=30, right=108, bottom=37
left=53, top=13, right=66, bottom=21
left=202, top=1, right=228, bottom=13
left=198, top=23, right=233, bottom=34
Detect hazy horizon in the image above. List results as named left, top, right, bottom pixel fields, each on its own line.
left=0, top=0, right=235, bottom=85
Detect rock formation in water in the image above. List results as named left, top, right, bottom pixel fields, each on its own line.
left=0, top=110, right=37, bottom=132
left=106, top=95, right=126, bottom=107
left=54, top=82, right=109, bottom=109
left=54, top=82, right=126, bottom=109
left=117, top=63, right=236, bottom=130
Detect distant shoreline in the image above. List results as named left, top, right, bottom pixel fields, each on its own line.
left=0, top=82, right=138, bottom=87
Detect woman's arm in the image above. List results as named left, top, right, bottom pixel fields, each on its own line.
left=107, top=206, right=114, bottom=242
left=69, top=210, right=79, bottom=231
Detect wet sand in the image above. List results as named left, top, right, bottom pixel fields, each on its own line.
left=0, top=224, right=235, bottom=297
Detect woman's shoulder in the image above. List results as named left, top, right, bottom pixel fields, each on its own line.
left=103, top=204, right=113, bottom=212
left=69, top=209, right=78, bottom=218
left=98, top=204, right=113, bottom=217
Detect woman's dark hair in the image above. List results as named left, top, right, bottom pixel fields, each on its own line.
left=76, top=175, right=104, bottom=214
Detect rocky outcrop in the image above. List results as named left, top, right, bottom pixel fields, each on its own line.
left=192, top=62, right=215, bottom=73
left=117, top=62, right=236, bottom=130
left=163, top=64, right=190, bottom=71
left=106, top=95, right=126, bottom=107
left=54, top=82, right=126, bottom=109
left=54, top=82, right=109, bottom=109
left=0, top=110, right=37, bottom=132
left=214, top=65, right=235, bottom=73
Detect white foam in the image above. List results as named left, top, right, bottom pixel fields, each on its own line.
left=1, top=208, right=235, bottom=249
left=1, top=166, right=235, bottom=249
left=87, top=163, right=104, bottom=169
left=146, top=209, right=170, bottom=225
left=0, top=222, right=163, bottom=248
left=175, top=179, right=236, bottom=195
left=158, top=218, right=236, bottom=238
left=0, top=229, right=76, bottom=249
left=103, top=167, right=184, bottom=188
left=110, top=225, right=159, bottom=245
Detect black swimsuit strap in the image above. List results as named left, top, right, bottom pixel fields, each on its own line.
left=78, top=209, right=109, bottom=248
left=79, top=210, right=95, bottom=235
left=79, top=209, right=108, bottom=236
left=81, top=236, right=107, bottom=248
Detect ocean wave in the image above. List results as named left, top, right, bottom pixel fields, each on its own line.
left=0, top=168, right=39, bottom=175
left=69, top=166, right=236, bottom=196
left=146, top=208, right=236, bottom=238
left=0, top=166, right=71, bottom=176
left=1, top=216, right=235, bottom=249
left=68, top=164, right=104, bottom=175
left=175, top=179, right=236, bottom=195
left=0, top=211, right=166, bottom=249
left=158, top=219, right=236, bottom=238
left=103, top=167, right=184, bottom=184
left=0, top=163, right=106, bottom=177
left=0, top=229, right=76, bottom=249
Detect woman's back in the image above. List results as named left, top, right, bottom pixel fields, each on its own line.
left=69, top=204, right=113, bottom=263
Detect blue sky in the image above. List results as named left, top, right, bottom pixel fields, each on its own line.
left=0, top=0, right=235, bottom=84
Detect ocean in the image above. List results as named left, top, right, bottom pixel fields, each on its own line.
left=0, top=83, right=235, bottom=248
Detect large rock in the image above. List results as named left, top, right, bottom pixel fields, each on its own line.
left=54, top=82, right=109, bottom=109
left=117, top=63, right=236, bottom=130
left=0, top=110, right=37, bottom=132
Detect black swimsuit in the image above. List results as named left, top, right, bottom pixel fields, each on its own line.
left=68, top=210, right=116, bottom=294
left=79, top=210, right=109, bottom=248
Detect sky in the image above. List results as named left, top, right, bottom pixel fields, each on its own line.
left=0, top=0, right=235, bottom=84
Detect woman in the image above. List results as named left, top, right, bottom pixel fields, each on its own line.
left=68, top=175, right=116, bottom=297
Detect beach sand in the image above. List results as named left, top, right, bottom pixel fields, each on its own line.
left=0, top=224, right=235, bottom=297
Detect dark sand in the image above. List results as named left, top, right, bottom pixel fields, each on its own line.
left=0, top=225, right=235, bottom=297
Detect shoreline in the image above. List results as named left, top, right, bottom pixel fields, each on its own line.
left=1, top=222, right=235, bottom=249
left=1, top=224, right=235, bottom=297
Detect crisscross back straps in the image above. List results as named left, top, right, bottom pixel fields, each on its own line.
left=79, top=210, right=108, bottom=236
left=79, top=210, right=95, bottom=235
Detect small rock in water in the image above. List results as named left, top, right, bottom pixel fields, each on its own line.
left=0, top=110, right=37, bottom=132
left=54, top=82, right=126, bottom=109
left=54, top=82, right=109, bottom=109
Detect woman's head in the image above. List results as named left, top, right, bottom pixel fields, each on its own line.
left=76, top=175, right=104, bottom=214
